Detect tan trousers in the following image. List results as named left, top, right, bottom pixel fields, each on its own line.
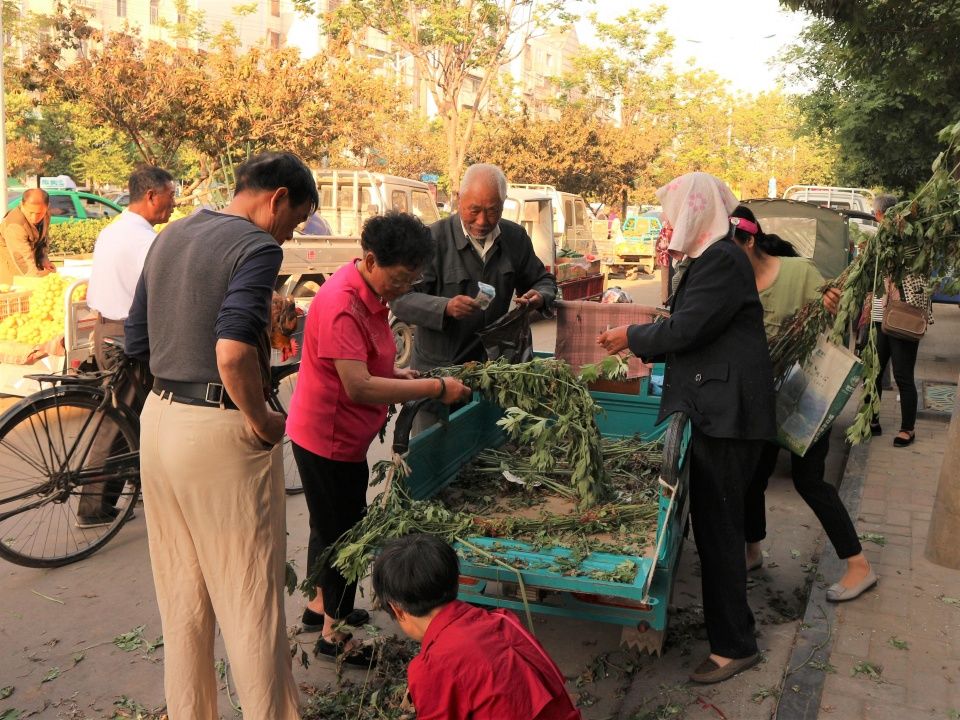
left=140, top=393, right=300, bottom=720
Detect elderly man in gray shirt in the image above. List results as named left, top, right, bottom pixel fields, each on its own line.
left=391, top=163, right=557, bottom=372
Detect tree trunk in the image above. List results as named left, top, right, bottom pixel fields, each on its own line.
left=924, top=373, right=960, bottom=569
left=445, top=109, right=463, bottom=211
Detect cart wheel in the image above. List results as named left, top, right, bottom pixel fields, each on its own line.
left=661, top=412, right=688, bottom=489
left=621, top=624, right=666, bottom=656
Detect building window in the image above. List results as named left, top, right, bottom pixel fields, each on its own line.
left=267, top=30, right=281, bottom=49
left=116, top=0, right=127, bottom=17
left=150, top=0, right=160, bottom=25
left=271, top=0, right=280, bottom=16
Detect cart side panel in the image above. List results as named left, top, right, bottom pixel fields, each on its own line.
left=404, top=398, right=505, bottom=501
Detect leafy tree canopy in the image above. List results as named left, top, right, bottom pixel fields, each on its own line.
left=781, top=0, right=960, bottom=192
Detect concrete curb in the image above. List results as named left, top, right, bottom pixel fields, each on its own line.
left=774, top=439, right=870, bottom=720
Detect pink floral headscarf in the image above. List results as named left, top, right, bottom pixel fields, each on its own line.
left=655, top=172, right=738, bottom=260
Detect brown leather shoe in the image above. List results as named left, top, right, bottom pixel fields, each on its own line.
left=689, top=652, right=760, bottom=684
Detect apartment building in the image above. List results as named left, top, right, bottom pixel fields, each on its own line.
left=287, top=2, right=579, bottom=121
left=510, top=26, right=581, bottom=120
left=17, top=0, right=579, bottom=120
left=17, top=0, right=296, bottom=49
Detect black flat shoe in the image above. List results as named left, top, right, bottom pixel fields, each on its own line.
left=300, top=607, right=371, bottom=633
left=893, top=431, right=915, bottom=447
left=870, top=421, right=882, bottom=436
left=315, top=636, right=377, bottom=667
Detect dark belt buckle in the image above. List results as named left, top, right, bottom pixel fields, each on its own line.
left=204, top=383, right=225, bottom=405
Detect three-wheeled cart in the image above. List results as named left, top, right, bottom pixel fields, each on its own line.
left=391, top=368, right=691, bottom=654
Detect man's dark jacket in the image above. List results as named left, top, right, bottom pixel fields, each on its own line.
left=627, top=237, right=776, bottom=439
left=391, top=214, right=557, bottom=371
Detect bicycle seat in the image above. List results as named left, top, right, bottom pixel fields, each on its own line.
left=270, top=361, right=300, bottom=381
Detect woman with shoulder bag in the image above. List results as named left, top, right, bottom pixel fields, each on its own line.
left=869, top=195, right=933, bottom=448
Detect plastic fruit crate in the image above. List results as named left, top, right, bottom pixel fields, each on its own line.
left=0, top=290, right=31, bottom=320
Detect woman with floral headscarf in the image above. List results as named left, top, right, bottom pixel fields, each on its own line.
left=599, top=172, right=776, bottom=684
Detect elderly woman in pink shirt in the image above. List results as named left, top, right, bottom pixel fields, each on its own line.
left=286, top=211, right=471, bottom=667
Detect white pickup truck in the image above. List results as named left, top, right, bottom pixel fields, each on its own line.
left=278, top=169, right=441, bottom=299
left=782, top=185, right=875, bottom=214
left=277, top=170, right=441, bottom=366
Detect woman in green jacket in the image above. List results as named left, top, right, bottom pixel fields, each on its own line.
left=731, top=205, right=876, bottom=603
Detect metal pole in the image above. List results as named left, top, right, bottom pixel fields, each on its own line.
left=0, top=9, right=8, bottom=211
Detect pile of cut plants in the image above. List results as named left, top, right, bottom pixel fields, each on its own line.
left=300, top=633, right=419, bottom=720
left=304, top=355, right=669, bottom=594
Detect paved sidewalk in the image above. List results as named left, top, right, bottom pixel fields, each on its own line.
left=807, top=310, right=960, bottom=719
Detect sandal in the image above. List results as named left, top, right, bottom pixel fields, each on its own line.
left=869, top=421, right=882, bottom=436
left=893, top=430, right=915, bottom=447
left=315, top=635, right=377, bottom=667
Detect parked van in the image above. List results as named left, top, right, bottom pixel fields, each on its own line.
left=502, top=187, right=556, bottom=274
left=508, top=183, right=596, bottom=256
left=502, top=188, right=603, bottom=301
left=309, top=169, right=440, bottom=236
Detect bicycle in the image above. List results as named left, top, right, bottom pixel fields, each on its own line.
left=0, top=342, right=301, bottom=568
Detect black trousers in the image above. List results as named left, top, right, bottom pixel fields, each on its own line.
left=291, top=443, right=368, bottom=620
left=744, top=434, right=862, bottom=560
left=873, top=322, right=920, bottom=431
left=688, top=426, right=762, bottom=659
left=78, top=328, right=151, bottom=517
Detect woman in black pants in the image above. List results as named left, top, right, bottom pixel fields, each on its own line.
left=868, top=194, right=930, bottom=447
left=599, top=173, right=775, bottom=685
left=870, top=275, right=928, bottom=447
left=729, top=206, right=875, bottom=603
left=285, top=213, right=471, bottom=665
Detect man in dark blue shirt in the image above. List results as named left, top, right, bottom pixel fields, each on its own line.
left=126, top=152, right=317, bottom=720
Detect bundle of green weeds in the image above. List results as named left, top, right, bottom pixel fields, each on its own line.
left=769, top=120, right=960, bottom=443
left=429, top=356, right=609, bottom=507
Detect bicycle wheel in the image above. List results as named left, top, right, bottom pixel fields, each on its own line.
left=0, top=387, right=140, bottom=568
left=270, top=365, right=303, bottom=495
left=392, top=319, right=414, bottom=368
